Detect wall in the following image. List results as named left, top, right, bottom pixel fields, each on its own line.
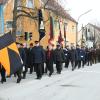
left=4, top=0, right=77, bottom=48
left=66, top=20, right=77, bottom=46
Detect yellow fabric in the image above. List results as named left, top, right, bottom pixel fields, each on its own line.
left=0, top=47, right=10, bottom=75
left=8, top=43, right=19, bottom=55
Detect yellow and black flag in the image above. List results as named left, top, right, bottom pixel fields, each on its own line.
left=0, top=32, right=22, bottom=76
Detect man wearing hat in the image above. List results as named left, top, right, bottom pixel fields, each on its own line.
left=16, top=43, right=26, bottom=82
left=28, top=43, right=34, bottom=74
left=54, top=43, right=65, bottom=74
left=63, top=45, right=70, bottom=68
left=32, top=41, right=45, bottom=79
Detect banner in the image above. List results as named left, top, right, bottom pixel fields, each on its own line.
left=48, top=16, right=54, bottom=46
left=58, top=21, right=63, bottom=44
left=0, top=32, right=23, bottom=75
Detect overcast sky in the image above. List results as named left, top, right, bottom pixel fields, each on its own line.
left=60, top=0, right=100, bottom=30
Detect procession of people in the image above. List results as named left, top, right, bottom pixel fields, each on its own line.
left=0, top=41, right=100, bottom=84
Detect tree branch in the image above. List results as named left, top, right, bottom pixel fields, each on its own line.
left=17, top=9, right=31, bottom=15
left=44, top=0, right=50, bottom=8
left=16, top=14, right=38, bottom=20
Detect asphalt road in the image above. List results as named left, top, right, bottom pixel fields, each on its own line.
left=0, top=63, right=100, bottom=100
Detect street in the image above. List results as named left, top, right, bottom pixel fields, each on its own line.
left=0, top=63, right=100, bottom=100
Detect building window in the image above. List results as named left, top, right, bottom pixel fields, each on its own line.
left=6, top=21, right=13, bottom=28
left=65, top=24, right=68, bottom=32
left=72, top=26, right=75, bottom=33
left=17, top=0, right=34, bottom=9
left=26, top=0, right=34, bottom=8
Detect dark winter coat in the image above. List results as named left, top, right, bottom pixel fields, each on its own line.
left=91, top=49, right=97, bottom=60
left=86, top=49, right=92, bottom=61
left=54, top=48, right=65, bottom=63
left=18, top=48, right=26, bottom=66
left=45, top=50, right=54, bottom=71
left=26, top=48, right=34, bottom=67
left=63, top=48, right=70, bottom=61
left=32, top=46, right=46, bottom=63
left=75, top=48, right=80, bottom=61
left=79, top=49, right=86, bottom=61
left=70, top=49, right=76, bottom=61
left=46, top=50, right=54, bottom=63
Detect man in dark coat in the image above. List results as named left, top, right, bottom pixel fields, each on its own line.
left=78, top=47, right=86, bottom=68
left=63, top=45, right=70, bottom=68
left=70, top=46, right=76, bottom=71
left=45, top=45, right=54, bottom=77
left=21, top=43, right=29, bottom=78
left=86, top=48, right=93, bottom=66
left=91, top=47, right=97, bottom=64
left=18, top=43, right=27, bottom=79
left=16, top=43, right=26, bottom=82
left=32, top=41, right=45, bottom=79
left=75, top=45, right=81, bottom=69
left=27, top=43, right=34, bottom=74
left=54, top=44, right=65, bottom=74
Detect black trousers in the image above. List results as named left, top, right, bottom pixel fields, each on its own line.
left=34, top=63, right=42, bottom=78
left=16, top=67, right=22, bottom=79
left=0, top=67, right=6, bottom=82
left=56, top=61, right=62, bottom=74
left=46, top=61, right=54, bottom=75
left=41, top=63, right=44, bottom=75
left=65, top=59, right=70, bottom=68
left=30, top=64, right=34, bottom=73
left=87, top=59, right=92, bottom=66
left=78, top=60, right=85, bottom=68
left=71, top=60, right=75, bottom=70
left=75, top=60, right=79, bottom=68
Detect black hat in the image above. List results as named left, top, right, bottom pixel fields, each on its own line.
left=16, top=42, right=20, bottom=45
left=20, top=43, right=23, bottom=46
left=34, top=41, right=39, bottom=43
left=56, top=43, right=61, bottom=47
left=76, top=44, right=79, bottom=46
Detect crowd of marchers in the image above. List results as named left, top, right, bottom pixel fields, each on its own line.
left=0, top=41, right=100, bottom=83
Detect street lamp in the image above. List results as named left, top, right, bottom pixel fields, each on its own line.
left=76, top=9, right=92, bottom=45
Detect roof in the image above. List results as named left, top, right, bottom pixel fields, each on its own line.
left=42, top=0, right=77, bottom=23
left=88, top=23, right=100, bottom=31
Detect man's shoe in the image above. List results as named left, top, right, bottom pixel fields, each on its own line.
left=23, top=72, right=26, bottom=79
left=1, top=78, right=6, bottom=84
left=72, top=68, right=74, bottom=71
left=17, top=78, right=21, bottom=83
left=36, top=76, right=42, bottom=80
left=49, top=73, right=52, bottom=77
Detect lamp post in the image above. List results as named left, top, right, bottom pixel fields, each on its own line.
left=76, top=9, right=92, bottom=45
